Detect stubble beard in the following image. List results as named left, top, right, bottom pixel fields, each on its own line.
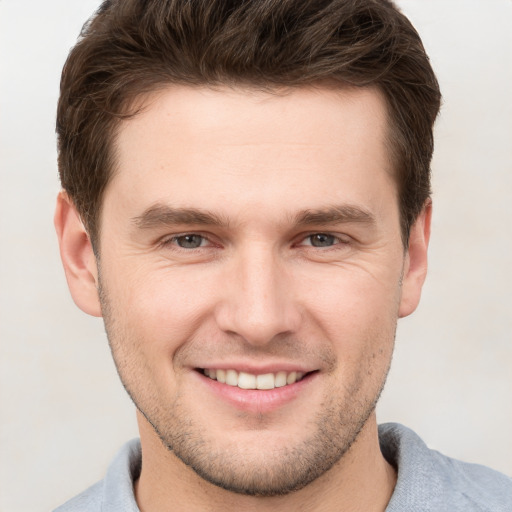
left=99, top=279, right=395, bottom=497
left=150, top=384, right=387, bottom=497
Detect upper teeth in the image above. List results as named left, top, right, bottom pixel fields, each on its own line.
left=203, top=369, right=305, bottom=390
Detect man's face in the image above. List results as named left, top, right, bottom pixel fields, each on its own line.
left=90, top=85, right=421, bottom=495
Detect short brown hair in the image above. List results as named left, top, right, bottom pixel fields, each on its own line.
left=57, top=0, right=441, bottom=247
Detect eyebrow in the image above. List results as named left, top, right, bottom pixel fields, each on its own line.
left=293, top=205, right=376, bottom=226
left=132, top=203, right=375, bottom=230
left=132, top=204, right=230, bottom=229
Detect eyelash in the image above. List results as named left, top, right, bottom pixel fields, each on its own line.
left=299, top=233, right=350, bottom=248
left=160, top=233, right=213, bottom=250
left=159, top=232, right=351, bottom=251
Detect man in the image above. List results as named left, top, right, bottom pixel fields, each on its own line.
left=53, top=0, right=512, bottom=510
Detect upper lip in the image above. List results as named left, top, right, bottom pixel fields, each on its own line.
left=193, top=362, right=316, bottom=375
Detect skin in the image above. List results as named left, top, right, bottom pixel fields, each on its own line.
left=55, top=85, right=431, bottom=511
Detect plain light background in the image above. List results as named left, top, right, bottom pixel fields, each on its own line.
left=1, top=1, right=511, bottom=510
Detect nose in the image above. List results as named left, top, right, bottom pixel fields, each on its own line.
left=214, top=244, right=301, bottom=346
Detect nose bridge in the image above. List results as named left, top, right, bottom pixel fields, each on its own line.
left=216, top=241, right=299, bottom=345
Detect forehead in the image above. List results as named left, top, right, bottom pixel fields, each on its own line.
left=117, top=84, right=390, bottom=152
left=105, top=85, right=395, bottom=223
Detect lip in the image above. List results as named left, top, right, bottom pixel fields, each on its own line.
left=193, top=368, right=318, bottom=414
left=194, top=361, right=314, bottom=374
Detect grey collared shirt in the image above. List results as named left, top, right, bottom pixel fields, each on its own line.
left=54, top=423, right=512, bottom=511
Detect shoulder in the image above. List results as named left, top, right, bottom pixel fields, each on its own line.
left=379, top=423, right=512, bottom=512
left=53, top=481, right=103, bottom=512
left=53, top=439, right=142, bottom=512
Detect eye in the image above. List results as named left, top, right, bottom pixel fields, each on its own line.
left=304, top=233, right=338, bottom=248
left=171, top=234, right=208, bottom=249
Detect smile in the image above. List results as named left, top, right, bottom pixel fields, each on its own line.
left=201, top=368, right=306, bottom=390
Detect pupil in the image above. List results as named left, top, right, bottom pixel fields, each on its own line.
left=177, top=235, right=202, bottom=248
left=311, top=234, right=335, bottom=247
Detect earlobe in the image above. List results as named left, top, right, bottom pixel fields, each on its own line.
left=398, top=200, right=432, bottom=318
left=54, top=191, right=102, bottom=317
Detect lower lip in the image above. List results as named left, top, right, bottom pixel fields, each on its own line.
left=194, top=371, right=317, bottom=414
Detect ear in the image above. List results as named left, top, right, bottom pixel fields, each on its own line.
left=54, top=191, right=102, bottom=317
left=398, top=200, right=432, bottom=318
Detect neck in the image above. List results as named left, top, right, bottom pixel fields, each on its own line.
left=134, top=411, right=396, bottom=512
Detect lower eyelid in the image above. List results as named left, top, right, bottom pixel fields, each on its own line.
left=177, top=235, right=207, bottom=248
left=159, top=234, right=352, bottom=250
left=300, top=234, right=350, bottom=246
left=159, top=235, right=203, bottom=248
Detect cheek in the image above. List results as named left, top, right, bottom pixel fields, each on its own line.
left=303, top=264, right=402, bottom=324
left=301, top=266, right=400, bottom=367
left=107, top=263, right=219, bottom=352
